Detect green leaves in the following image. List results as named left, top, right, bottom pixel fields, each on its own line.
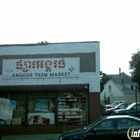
left=129, top=50, right=140, bottom=87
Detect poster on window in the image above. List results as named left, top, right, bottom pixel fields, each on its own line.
left=35, top=99, right=49, bottom=111
left=0, top=98, right=13, bottom=120
left=10, top=100, right=17, bottom=110
left=0, top=98, right=17, bottom=110
left=0, top=103, right=11, bottom=120
left=28, top=113, right=54, bottom=125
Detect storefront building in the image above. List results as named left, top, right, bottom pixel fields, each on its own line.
left=0, top=41, right=100, bottom=134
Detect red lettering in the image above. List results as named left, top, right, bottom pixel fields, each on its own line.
left=28, top=61, right=31, bottom=68
left=45, top=60, right=52, bottom=72
left=37, top=61, right=44, bottom=68
left=16, top=58, right=66, bottom=72
left=58, top=58, right=65, bottom=68
left=32, top=61, right=36, bottom=68
left=16, top=60, right=23, bottom=69
left=22, top=61, right=28, bottom=72
left=54, top=60, right=57, bottom=68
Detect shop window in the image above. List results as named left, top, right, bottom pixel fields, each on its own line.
left=0, top=92, right=87, bottom=126
left=0, top=93, right=27, bottom=126
left=57, top=92, right=87, bottom=125
left=0, top=93, right=56, bottom=126
left=13, top=99, right=26, bottom=125
left=28, top=98, right=55, bottom=125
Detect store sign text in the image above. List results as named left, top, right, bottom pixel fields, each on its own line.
left=2, top=58, right=79, bottom=79
left=16, top=59, right=66, bottom=72
left=12, top=72, right=71, bottom=78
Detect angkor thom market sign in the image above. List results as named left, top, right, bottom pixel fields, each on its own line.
left=2, top=58, right=80, bottom=79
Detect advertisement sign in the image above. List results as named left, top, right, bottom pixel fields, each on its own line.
left=0, top=98, right=17, bottom=120
left=28, top=113, right=54, bottom=125
left=2, top=57, right=80, bottom=79
left=35, top=99, right=49, bottom=111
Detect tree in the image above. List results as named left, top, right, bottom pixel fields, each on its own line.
left=129, top=50, right=140, bottom=88
left=100, top=71, right=110, bottom=92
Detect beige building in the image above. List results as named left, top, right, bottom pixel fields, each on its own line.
left=100, top=72, right=140, bottom=104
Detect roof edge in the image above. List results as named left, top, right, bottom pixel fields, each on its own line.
left=0, top=41, right=100, bottom=47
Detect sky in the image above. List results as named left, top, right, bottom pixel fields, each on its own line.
left=0, top=0, right=140, bottom=76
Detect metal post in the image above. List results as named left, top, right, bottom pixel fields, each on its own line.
left=135, top=84, right=138, bottom=116
left=62, top=111, right=65, bottom=133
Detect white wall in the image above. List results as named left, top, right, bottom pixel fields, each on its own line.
left=100, top=80, right=123, bottom=104
left=0, top=42, right=100, bottom=92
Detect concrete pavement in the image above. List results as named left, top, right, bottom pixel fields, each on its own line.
left=2, top=134, right=61, bottom=140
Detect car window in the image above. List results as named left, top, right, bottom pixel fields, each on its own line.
left=132, top=120, right=140, bottom=129
left=131, top=104, right=140, bottom=110
left=117, top=118, right=132, bottom=130
left=127, top=103, right=135, bottom=109
left=136, top=104, right=140, bottom=110
left=94, top=120, right=114, bottom=130
left=119, top=104, right=125, bottom=109
left=112, top=102, right=119, bottom=107
left=84, top=119, right=100, bottom=131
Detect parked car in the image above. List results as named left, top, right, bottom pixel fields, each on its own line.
left=112, top=102, right=140, bottom=117
left=58, top=115, right=140, bottom=140
left=104, top=100, right=131, bottom=109
left=102, top=103, right=128, bottom=116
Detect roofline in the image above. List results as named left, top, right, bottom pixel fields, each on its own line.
left=0, top=41, right=100, bottom=47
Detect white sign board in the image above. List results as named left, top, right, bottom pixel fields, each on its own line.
left=2, top=58, right=80, bottom=79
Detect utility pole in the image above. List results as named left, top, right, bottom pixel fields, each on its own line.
left=135, top=84, right=138, bottom=116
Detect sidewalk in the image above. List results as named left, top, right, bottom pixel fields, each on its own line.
left=2, top=134, right=61, bottom=140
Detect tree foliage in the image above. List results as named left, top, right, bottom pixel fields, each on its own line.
left=129, top=50, right=140, bottom=87
left=100, top=71, right=110, bottom=92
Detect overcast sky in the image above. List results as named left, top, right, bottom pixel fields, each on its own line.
left=0, top=0, right=140, bottom=76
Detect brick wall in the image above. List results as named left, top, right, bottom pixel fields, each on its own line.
left=89, top=92, right=101, bottom=123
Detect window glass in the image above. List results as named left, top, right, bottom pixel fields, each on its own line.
left=132, top=120, right=140, bottom=129
left=57, top=92, right=86, bottom=125
left=131, top=104, right=140, bottom=110
left=117, top=118, right=132, bottom=129
left=108, top=85, right=111, bottom=93
left=112, top=101, right=119, bottom=108
left=0, top=93, right=26, bottom=126
left=0, top=93, right=56, bottom=126
left=28, top=93, right=56, bottom=125
left=95, top=120, right=114, bottom=130
left=13, top=99, right=26, bottom=125
left=118, top=118, right=140, bottom=130
left=28, top=98, right=55, bottom=125
left=119, top=104, right=125, bottom=109
left=131, top=85, right=134, bottom=90
left=137, top=104, right=140, bottom=110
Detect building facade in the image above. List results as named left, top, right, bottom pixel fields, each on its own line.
left=100, top=72, right=140, bottom=105
left=0, top=41, right=100, bottom=134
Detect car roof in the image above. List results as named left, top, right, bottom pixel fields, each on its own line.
left=102, top=115, right=140, bottom=120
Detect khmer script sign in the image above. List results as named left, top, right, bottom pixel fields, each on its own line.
left=2, top=57, right=80, bottom=79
